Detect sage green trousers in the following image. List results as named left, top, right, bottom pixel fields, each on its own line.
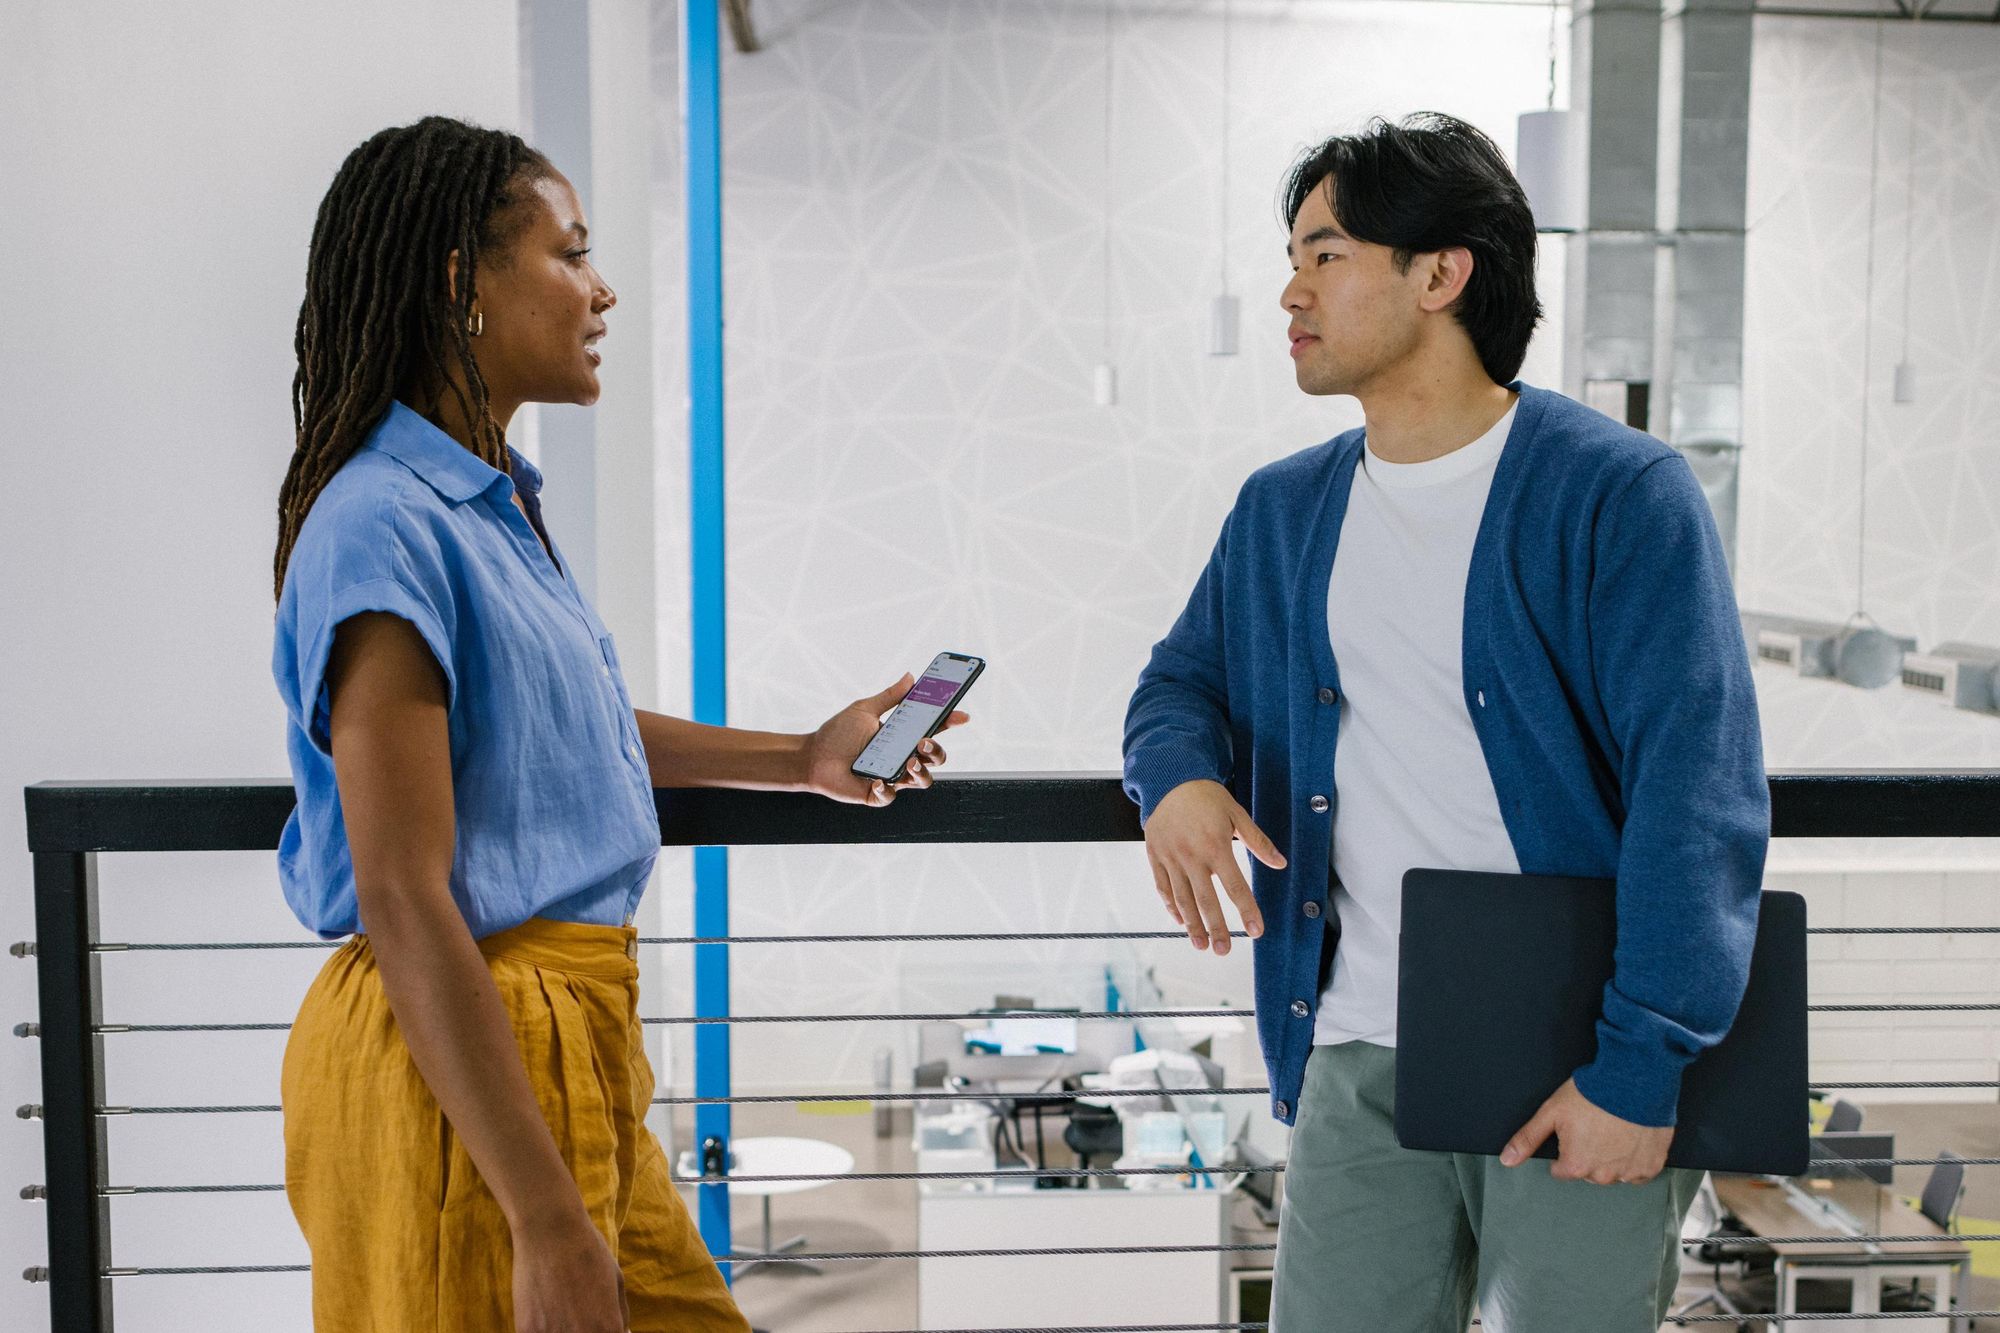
left=1271, top=1041, right=1702, bottom=1333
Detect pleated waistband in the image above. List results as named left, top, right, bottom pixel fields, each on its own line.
left=346, top=917, right=638, bottom=977
left=346, top=920, right=640, bottom=972
left=473, top=918, right=639, bottom=976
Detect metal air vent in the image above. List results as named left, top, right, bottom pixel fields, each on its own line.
left=1899, top=643, right=2000, bottom=716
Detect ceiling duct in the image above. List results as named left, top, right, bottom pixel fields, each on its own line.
left=1744, top=612, right=1839, bottom=678
left=1741, top=612, right=1915, bottom=689
left=1900, top=644, right=2000, bottom=716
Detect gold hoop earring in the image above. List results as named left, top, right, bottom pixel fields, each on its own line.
left=467, top=310, right=484, bottom=337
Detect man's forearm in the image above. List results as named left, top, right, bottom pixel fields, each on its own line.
left=634, top=709, right=810, bottom=790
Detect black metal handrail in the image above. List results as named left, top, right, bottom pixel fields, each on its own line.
left=19, top=770, right=2000, bottom=1331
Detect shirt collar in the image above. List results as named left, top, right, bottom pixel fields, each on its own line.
left=506, top=444, right=543, bottom=497
left=367, top=401, right=511, bottom=505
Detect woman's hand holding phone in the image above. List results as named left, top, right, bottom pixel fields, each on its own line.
left=804, top=674, right=969, bottom=806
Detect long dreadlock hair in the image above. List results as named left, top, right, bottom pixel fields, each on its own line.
left=275, top=116, right=553, bottom=598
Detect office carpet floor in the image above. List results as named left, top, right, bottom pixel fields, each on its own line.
left=668, top=1099, right=2000, bottom=1332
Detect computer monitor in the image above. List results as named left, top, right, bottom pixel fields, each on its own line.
left=1808, top=1131, right=1895, bottom=1187
left=963, top=1013, right=1079, bottom=1057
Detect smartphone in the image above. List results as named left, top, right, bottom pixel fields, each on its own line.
left=850, top=652, right=984, bottom=784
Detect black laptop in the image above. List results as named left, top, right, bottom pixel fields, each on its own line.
left=1393, top=869, right=1808, bottom=1176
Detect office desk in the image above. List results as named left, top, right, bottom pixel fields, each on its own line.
left=917, top=1183, right=1230, bottom=1328
left=1712, top=1175, right=1970, bottom=1332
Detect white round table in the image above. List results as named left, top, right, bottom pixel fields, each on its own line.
left=683, top=1135, right=855, bottom=1277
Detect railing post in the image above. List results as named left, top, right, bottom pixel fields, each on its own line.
left=31, top=851, right=113, bottom=1331
left=692, top=845, right=731, bottom=1275
left=683, top=0, right=733, bottom=1274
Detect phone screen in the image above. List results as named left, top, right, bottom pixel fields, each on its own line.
left=852, top=653, right=981, bottom=782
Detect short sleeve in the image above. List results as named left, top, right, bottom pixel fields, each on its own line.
left=299, top=579, right=456, bottom=753
left=273, top=482, right=460, bottom=756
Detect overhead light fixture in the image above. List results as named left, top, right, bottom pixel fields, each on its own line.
left=1095, top=0, right=1118, bottom=405
left=1516, top=109, right=1579, bottom=234
left=1515, top=1, right=1579, bottom=234
left=1892, top=361, right=1916, bottom=404
left=1892, top=8, right=1922, bottom=406
left=1209, top=296, right=1240, bottom=357
left=1759, top=31, right=1922, bottom=695
left=1833, top=619, right=1915, bottom=690
left=1741, top=612, right=1914, bottom=690
left=1210, top=0, right=1239, bottom=356
left=1900, top=643, right=2000, bottom=716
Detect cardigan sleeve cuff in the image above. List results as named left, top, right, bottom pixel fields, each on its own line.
left=1571, top=1021, right=1691, bottom=1129
left=1123, top=746, right=1230, bottom=825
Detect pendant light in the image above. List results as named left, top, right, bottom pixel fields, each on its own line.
left=1750, top=18, right=1914, bottom=691
left=1516, top=0, right=1579, bottom=234
left=1094, top=0, right=1118, bottom=406
left=1838, top=16, right=1914, bottom=689
left=1209, top=0, right=1240, bottom=356
left=1892, top=5, right=1921, bottom=405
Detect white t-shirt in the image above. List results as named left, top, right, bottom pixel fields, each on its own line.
left=1314, top=404, right=1522, bottom=1048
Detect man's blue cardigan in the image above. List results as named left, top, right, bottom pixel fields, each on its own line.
left=1122, top=384, right=1770, bottom=1129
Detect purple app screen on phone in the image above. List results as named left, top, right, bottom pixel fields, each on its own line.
left=854, top=655, right=976, bottom=777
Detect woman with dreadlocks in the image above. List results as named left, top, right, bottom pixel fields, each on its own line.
left=272, top=117, right=962, bottom=1333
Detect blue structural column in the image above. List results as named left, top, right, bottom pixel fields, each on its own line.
left=684, top=0, right=733, bottom=1274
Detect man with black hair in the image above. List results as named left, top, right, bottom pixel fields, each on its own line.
left=1122, top=113, right=1767, bottom=1330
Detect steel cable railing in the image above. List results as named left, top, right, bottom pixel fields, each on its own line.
left=54, top=993, right=2000, bottom=1036
left=54, top=922, right=2000, bottom=954
left=19, top=772, right=2000, bottom=1332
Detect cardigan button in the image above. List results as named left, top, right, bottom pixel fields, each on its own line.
left=1274, top=1101, right=1289, bottom=1119
left=1309, top=795, right=1329, bottom=814
left=1290, top=999, right=1310, bottom=1019
left=1317, top=686, right=1337, bottom=705
left=1303, top=900, right=1322, bottom=919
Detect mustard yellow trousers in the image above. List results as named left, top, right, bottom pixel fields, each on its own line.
left=282, top=918, right=747, bottom=1332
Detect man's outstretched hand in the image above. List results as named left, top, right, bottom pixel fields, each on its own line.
left=1143, top=779, right=1286, bottom=957
left=1501, top=1077, right=1672, bottom=1186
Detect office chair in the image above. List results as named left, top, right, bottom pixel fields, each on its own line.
left=1667, top=1174, right=1761, bottom=1331
left=1881, top=1151, right=1968, bottom=1321
left=1823, top=1098, right=1864, bottom=1135
left=1061, top=1099, right=1123, bottom=1179
left=1920, top=1150, right=1967, bottom=1230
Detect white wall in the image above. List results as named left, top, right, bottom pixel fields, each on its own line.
left=1738, top=14, right=2000, bottom=1101
left=0, top=3, right=521, bottom=1328
left=641, top=0, right=1999, bottom=1109
left=1740, top=14, right=2000, bottom=774
left=644, top=0, right=1572, bottom=1096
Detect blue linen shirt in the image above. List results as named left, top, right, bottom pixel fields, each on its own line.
left=273, top=402, right=660, bottom=941
left=1123, top=384, right=1770, bottom=1129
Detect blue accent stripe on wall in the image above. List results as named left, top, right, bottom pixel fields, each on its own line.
left=684, top=0, right=732, bottom=1276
